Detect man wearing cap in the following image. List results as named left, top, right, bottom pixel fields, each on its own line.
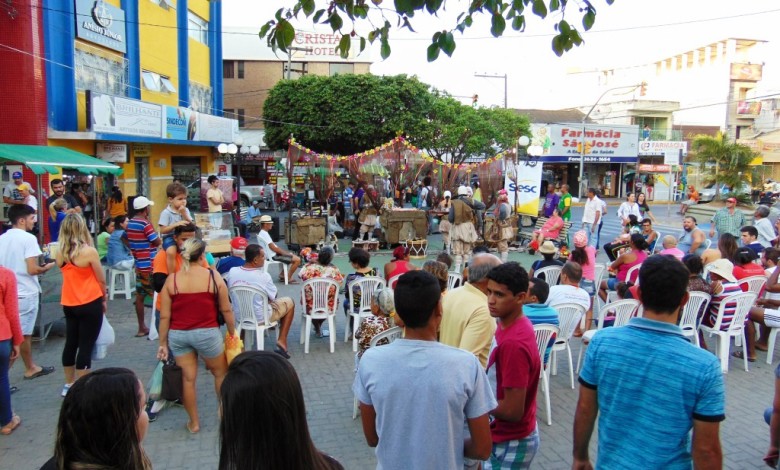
left=709, top=197, right=745, bottom=239
left=245, top=200, right=262, bottom=224
left=449, top=186, right=485, bottom=273
left=257, top=215, right=301, bottom=283
left=216, top=237, right=248, bottom=276
left=125, top=196, right=160, bottom=337
left=46, top=179, right=81, bottom=217
left=2, top=170, right=35, bottom=206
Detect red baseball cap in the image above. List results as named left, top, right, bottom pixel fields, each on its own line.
left=230, top=237, right=248, bottom=250
left=726, top=197, right=737, bottom=203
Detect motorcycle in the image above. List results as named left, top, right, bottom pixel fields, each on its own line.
left=277, top=189, right=290, bottom=212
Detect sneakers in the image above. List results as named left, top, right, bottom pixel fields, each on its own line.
left=61, top=383, right=72, bottom=397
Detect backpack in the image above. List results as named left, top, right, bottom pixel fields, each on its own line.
left=424, top=186, right=434, bottom=208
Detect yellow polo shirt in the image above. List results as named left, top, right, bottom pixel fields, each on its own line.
left=440, top=282, right=496, bottom=369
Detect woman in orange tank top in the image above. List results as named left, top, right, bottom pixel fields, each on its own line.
left=55, top=214, right=107, bottom=398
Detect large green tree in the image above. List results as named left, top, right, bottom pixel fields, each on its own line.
left=692, top=132, right=759, bottom=201
left=259, top=0, right=614, bottom=61
left=263, top=73, right=433, bottom=154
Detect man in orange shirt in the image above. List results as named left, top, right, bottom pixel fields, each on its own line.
left=680, top=185, right=699, bottom=216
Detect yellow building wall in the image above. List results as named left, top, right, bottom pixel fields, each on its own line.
left=189, top=40, right=210, bottom=86
left=138, top=1, right=179, bottom=106
left=189, top=0, right=210, bottom=20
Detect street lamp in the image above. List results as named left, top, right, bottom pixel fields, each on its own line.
left=218, top=137, right=259, bottom=208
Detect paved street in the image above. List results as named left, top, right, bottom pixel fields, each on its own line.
left=1, top=204, right=775, bottom=469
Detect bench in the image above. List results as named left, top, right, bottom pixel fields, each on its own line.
left=518, top=217, right=573, bottom=248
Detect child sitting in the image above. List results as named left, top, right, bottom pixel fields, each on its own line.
left=355, top=288, right=396, bottom=359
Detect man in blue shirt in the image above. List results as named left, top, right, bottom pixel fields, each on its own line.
left=216, top=237, right=247, bottom=276
left=245, top=200, right=262, bottom=223
left=523, top=277, right=559, bottom=365
left=573, top=255, right=725, bottom=469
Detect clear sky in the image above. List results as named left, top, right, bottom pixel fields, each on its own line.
left=223, top=1, right=780, bottom=109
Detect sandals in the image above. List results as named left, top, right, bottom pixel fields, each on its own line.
left=186, top=421, right=199, bottom=434
left=0, top=415, right=21, bottom=435
left=23, top=366, right=54, bottom=380
left=732, top=351, right=756, bottom=362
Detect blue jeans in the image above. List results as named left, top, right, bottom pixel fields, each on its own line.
left=582, top=222, right=596, bottom=247
left=0, top=339, right=11, bottom=426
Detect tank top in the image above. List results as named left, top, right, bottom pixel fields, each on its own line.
left=169, top=273, right=219, bottom=330
left=617, top=250, right=648, bottom=283
left=60, top=262, right=103, bottom=307
left=387, top=261, right=414, bottom=284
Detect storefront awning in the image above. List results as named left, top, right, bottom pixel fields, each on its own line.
left=0, top=144, right=123, bottom=175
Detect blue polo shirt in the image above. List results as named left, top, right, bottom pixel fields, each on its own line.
left=579, top=317, right=725, bottom=469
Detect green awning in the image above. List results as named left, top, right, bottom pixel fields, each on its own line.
left=0, top=144, right=123, bottom=176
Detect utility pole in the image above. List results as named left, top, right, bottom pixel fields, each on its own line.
left=285, top=47, right=314, bottom=79
left=474, top=72, right=508, bottom=108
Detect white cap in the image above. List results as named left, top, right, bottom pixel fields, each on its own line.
left=133, top=196, right=155, bottom=210
left=457, top=186, right=469, bottom=196
left=443, top=190, right=452, bottom=198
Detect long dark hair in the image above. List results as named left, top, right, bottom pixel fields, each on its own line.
left=54, top=368, right=151, bottom=470
left=718, top=233, right=739, bottom=263
left=570, top=245, right=591, bottom=267
left=110, top=186, right=123, bottom=204
left=219, top=352, right=339, bottom=470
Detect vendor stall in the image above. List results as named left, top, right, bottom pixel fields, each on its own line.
left=380, top=208, right=428, bottom=245
left=285, top=216, right=327, bottom=251
left=193, top=212, right=234, bottom=256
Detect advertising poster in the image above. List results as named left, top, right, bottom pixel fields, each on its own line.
left=89, top=92, right=163, bottom=137
left=505, top=161, right=543, bottom=216
left=531, top=123, right=640, bottom=163
left=165, top=106, right=196, bottom=140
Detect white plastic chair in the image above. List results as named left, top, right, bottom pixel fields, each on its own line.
left=108, top=267, right=134, bottom=300
left=766, top=328, right=780, bottom=364
left=345, top=276, right=385, bottom=351
left=651, top=231, right=662, bottom=253
left=533, top=324, right=559, bottom=426
left=679, top=291, right=711, bottom=347
left=258, top=237, right=289, bottom=285
left=353, top=326, right=404, bottom=419
left=299, top=278, right=340, bottom=353
left=229, top=285, right=279, bottom=352
left=387, top=274, right=402, bottom=289
left=739, top=275, right=767, bottom=295
left=576, top=299, right=640, bottom=372
left=593, top=263, right=608, bottom=312
left=699, top=292, right=757, bottom=373
left=447, top=272, right=463, bottom=290
left=625, top=263, right=642, bottom=285
left=550, top=303, right=587, bottom=389
left=703, top=239, right=712, bottom=250
left=535, top=265, right=562, bottom=286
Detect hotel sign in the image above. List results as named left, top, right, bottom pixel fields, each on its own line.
left=75, top=0, right=126, bottom=53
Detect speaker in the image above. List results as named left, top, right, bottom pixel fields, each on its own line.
left=269, top=216, right=280, bottom=242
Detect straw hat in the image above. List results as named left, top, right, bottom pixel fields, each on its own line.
left=539, top=241, right=557, bottom=255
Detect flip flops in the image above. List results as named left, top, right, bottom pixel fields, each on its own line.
left=0, top=415, right=21, bottom=435
left=23, top=366, right=54, bottom=380
left=274, top=343, right=291, bottom=359
left=732, top=351, right=756, bottom=362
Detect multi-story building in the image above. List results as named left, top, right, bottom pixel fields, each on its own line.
left=0, top=0, right=235, bottom=229
left=221, top=26, right=371, bottom=187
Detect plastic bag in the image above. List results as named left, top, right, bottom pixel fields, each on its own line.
left=224, top=333, right=244, bottom=365
left=148, top=361, right=164, bottom=401
left=148, top=309, right=159, bottom=341
left=92, top=316, right=115, bottom=360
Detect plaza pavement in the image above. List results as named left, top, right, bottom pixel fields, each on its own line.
left=1, top=205, right=774, bottom=469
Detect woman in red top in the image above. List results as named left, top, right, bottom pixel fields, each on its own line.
left=157, top=237, right=236, bottom=434
left=733, top=246, right=766, bottom=291
left=0, top=267, right=23, bottom=434
left=383, top=246, right=418, bottom=288
left=56, top=214, right=107, bottom=398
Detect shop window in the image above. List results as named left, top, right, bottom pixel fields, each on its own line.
left=238, top=61, right=245, bottom=79
left=188, top=11, right=208, bottom=44
left=329, top=63, right=354, bottom=76
left=223, top=60, right=235, bottom=79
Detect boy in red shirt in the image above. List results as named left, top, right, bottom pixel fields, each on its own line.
left=484, top=262, right=541, bottom=469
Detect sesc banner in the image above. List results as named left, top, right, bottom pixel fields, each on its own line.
left=505, top=161, right=543, bottom=216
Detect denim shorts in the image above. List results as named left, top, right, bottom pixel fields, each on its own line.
left=168, top=327, right=224, bottom=359
left=607, top=277, right=620, bottom=290
left=579, top=279, right=596, bottom=296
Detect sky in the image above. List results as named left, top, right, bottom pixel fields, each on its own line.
left=222, top=0, right=780, bottom=109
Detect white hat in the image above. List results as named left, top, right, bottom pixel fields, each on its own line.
left=133, top=196, right=154, bottom=210
left=457, top=186, right=469, bottom=196
left=707, top=258, right=737, bottom=283
left=443, top=190, right=452, bottom=198
left=466, top=187, right=474, bottom=196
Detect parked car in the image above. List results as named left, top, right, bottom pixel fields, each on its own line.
left=698, top=182, right=750, bottom=203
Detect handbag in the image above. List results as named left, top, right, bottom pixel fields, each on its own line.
left=160, top=358, right=183, bottom=402
left=210, top=270, right=225, bottom=326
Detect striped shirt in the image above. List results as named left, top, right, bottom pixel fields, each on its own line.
left=579, top=318, right=725, bottom=469
left=126, top=217, right=159, bottom=272
left=706, top=281, right=743, bottom=329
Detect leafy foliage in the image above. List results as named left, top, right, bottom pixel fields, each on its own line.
left=258, top=0, right=613, bottom=61
left=692, top=132, right=759, bottom=200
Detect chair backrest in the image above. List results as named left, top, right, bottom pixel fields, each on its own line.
left=593, top=263, right=607, bottom=288
left=626, top=263, right=642, bottom=285
left=229, top=285, right=271, bottom=328
left=710, top=291, right=757, bottom=332
left=387, top=274, right=402, bottom=289
left=532, top=324, right=559, bottom=368
left=651, top=231, right=661, bottom=252
left=369, top=326, right=404, bottom=347
left=679, top=291, right=711, bottom=333
left=553, top=303, right=586, bottom=343
left=301, top=278, right=341, bottom=316
left=448, top=272, right=463, bottom=290
left=739, top=275, right=767, bottom=296
left=256, top=234, right=277, bottom=263
left=597, top=298, right=640, bottom=329
left=348, top=276, right=385, bottom=315
left=703, top=239, right=712, bottom=250
left=536, top=265, right=562, bottom=286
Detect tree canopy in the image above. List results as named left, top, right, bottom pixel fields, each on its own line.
left=259, top=0, right=615, bottom=61
left=692, top=132, right=759, bottom=200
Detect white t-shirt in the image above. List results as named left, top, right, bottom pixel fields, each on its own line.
left=257, top=229, right=276, bottom=252
left=546, top=284, right=591, bottom=311
left=582, top=196, right=602, bottom=224
left=766, top=267, right=780, bottom=302
left=25, top=195, right=38, bottom=223
left=0, top=228, right=42, bottom=296
left=3, top=181, right=34, bottom=201
left=226, top=266, right=277, bottom=322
